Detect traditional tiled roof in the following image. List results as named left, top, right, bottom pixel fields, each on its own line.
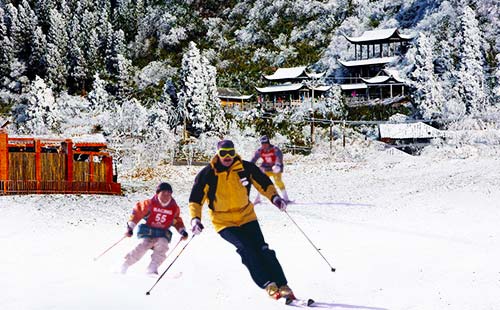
left=255, top=83, right=304, bottom=93
left=344, top=28, right=413, bottom=44
left=263, top=66, right=326, bottom=81
left=263, top=66, right=308, bottom=80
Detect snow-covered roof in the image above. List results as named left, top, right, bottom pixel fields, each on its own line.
left=217, top=88, right=253, bottom=100
left=306, top=71, right=326, bottom=79
left=255, top=83, right=304, bottom=93
left=219, top=94, right=254, bottom=100
left=309, top=85, right=332, bottom=92
left=264, top=66, right=307, bottom=80
left=338, top=56, right=398, bottom=67
left=340, top=83, right=367, bottom=90
left=379, top=122, right=443, bottom=139
left=344, top=28, right=413, bottom=43
left=383, top=69, right=406, bottom=83
left=263, top=66, right=326, bottom=81
left=71, top=134, right=107, bottom=144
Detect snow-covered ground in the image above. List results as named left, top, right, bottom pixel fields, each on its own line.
left=1, top=143, right=500, bottom=310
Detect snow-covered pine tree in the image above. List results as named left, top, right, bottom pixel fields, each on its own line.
left=144, top=92, right=178, bottom=164
left=106, top=29, right=133, bottom=100
left=0, top=8, right=14, bottom=79
left=494, top=54, right=500, bottom=99
left=4, top=6, right=20, bottom=68
left=178, top=41, right=208, bottom=137
left=16, top=0, right=38, bottom=62
left=14, top=76, right=61, bottom=135
left=202, top=53, right=226, bottom=134
left=411, top=33, right=445, bottom=120
left=67, top=10, right=87, bottom=93
left=29, top=26, right=47, bottom=79
left=46, top=8, right=68, bottom=91
left=88, top=73, right=111, bottom=114
left=34, top=0, right=55, bottom=31
left=80, top=10, right=100, bottom=81
left=457, top=5, right=487, bottom=116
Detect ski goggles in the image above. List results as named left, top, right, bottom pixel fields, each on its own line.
left=218, top=148, right=236, bottom=158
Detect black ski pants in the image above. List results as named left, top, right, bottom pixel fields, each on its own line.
left=219, top=220, right=287, bottom=288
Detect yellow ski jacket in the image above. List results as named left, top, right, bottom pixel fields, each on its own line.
left=189, top=155, right=279, bottom=232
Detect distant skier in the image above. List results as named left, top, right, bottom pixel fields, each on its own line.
left=120, top=182, right=188, bottom=275
left=250, top=135, right=290, bottom=204
left=188, top=140, right=294, bottom=300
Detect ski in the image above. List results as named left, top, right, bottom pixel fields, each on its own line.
left=285, top=297, right=315, bottom=307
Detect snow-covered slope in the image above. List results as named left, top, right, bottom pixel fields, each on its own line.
left=1, top=145, right=499, bottom=310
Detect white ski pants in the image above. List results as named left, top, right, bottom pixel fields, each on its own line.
left=124, top=237, right=170, bottom=272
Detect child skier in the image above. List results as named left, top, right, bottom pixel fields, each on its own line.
left=121, top=182, right=188, bottom=275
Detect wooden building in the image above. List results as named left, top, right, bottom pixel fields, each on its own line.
left=218, top=87, right=253, bottom=110
left=0, top=129, right=121, bottom=195
left=255, top=66, right=331, bottom=109
left=338, top=28, right=413, bottom=109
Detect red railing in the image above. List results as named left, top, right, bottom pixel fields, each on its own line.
left=0, top=180, right=121, bottom=195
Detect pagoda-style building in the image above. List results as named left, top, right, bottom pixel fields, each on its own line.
left=338, top=28, right=413, bottom=113
left=255, top=66, right=331, bottom=110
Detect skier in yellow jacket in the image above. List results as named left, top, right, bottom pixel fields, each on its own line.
left=188, top=140, right=294, bottom=300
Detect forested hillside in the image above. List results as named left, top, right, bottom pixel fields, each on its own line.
left=0, top=0, right=499, bottom=171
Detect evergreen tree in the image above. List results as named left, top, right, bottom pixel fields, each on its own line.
left=14, top=76, right=61, bottom=135
left=411, top=34, right=446, bottom=119
left=88, top=73, right=111, bottom=113
left=34, top=0, right=55, bottom=32
left=5, top=4, right=22, bottom=59
left=457, top=5, right=487, bottom=116
left=29, top=26, right=47, bottom=79
left=0, top=8, right=14, bottom=78
left=105, top=31, right=134, bottom=102
left=16, top=0, right=38, bottom=62
left=46, top=8, right=68, bottom=91
left=178, top=41, right=208, bottom=136
left=202, top=53, right=226, bottom=133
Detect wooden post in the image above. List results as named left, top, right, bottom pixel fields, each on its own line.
left=104, top=157, right=113, bottom=184
left=89, top=154, right=94, bottom=182
left=35, top=139, right=41, bottom=193
left=65, top=139, right=73, bottom=183
left=0, top=130, right=8, bottom=194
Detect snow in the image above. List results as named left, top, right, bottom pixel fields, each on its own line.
left=378, top=122, right=444, bottom=139
left=338, top=57, right=398, bottom=68
left=264, top=66, right=308, bottom=80
left=1, top=142, right=500, bottom=310
left=345, top=28, right=413, bottom=43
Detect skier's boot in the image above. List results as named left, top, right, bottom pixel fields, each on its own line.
left=120, top=262, right=129, bottom=274
left=279, top=284, right=295, bottom=300
left=264, top=282, right=280, bottom=299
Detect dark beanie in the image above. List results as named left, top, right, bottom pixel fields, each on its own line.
left=156, top=182, right=173, bottom=193
left=217, top=139, right=234, bottom=149
left=260, top=135, right=270, bottom=144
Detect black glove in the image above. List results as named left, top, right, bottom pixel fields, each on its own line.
left=272, top=195, right=287, bottom=211
left=125, top=222, right=134, bottom=237
left=180, top=229, right=189, bottom=241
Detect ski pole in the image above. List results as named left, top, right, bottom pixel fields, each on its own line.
left=146, top=235, right=196, bottom=295
left=93, top=235, right=127, bottom=261
left=284, top=210, right=336, bottom=272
